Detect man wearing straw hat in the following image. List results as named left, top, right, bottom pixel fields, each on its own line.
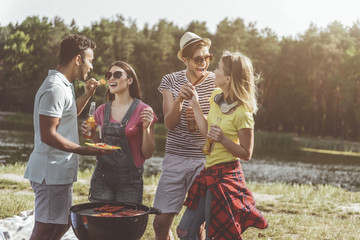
left=153, top=32, right=216, bottom=240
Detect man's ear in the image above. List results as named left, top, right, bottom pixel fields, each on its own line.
left=75, top=55, right=82, bottom=66
left=182, top=57, right=189, bottom=66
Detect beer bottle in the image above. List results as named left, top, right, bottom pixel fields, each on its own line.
left=187, top=74, right=205, bottom=132
left=202, top=117, right=222, bottom=155
left=186, top=107, right=198, bottom=132
left=84, top=102, right=96, bottom=139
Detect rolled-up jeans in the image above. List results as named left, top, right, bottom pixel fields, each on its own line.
left=177, top=188, right=212, bottom=240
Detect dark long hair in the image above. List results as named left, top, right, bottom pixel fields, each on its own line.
left=105, top=61, right=142, bottom=101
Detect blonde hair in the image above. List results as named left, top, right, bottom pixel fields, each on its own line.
left=221, top=51, right=258, bottom=114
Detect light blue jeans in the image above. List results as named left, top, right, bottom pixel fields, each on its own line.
left=177, top=188, right=213, bottom=240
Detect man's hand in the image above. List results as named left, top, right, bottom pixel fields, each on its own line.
left=79, top=146, right=116, bottom=156
left=177, top=83, right=195, bottom=102
left=84, top=78, right=99, bottom=96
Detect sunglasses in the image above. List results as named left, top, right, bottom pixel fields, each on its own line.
left=104, top=71, right=128, bottom=80
left=190, top=54, right=213, bottom=65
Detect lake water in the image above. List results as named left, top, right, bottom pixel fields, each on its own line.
left=1, top=128, right=360, bottom=192
left=144, top=156, right=360, bottom=192
left=241, top=158, right=360, bottom=192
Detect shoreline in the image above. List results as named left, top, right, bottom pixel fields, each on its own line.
left=2, top=155, right=360, bottom=192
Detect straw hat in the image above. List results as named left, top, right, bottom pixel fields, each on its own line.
left=177, top=32, right=211, bottom=60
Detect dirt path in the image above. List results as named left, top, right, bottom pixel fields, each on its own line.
left=0, top=174, right=27, bottom=183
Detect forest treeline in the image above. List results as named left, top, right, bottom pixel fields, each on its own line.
left=1, top=15, right=360, bottom=140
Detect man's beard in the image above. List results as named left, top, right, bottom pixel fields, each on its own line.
left=189, top=68, right=201, bottom=79
left=76, top=64, right=87, bottom=81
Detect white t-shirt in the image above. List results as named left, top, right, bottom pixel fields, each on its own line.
left=24, top=70, right=79, bottom=185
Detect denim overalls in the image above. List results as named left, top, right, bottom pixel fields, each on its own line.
left=89, top=99, right=144, bottom=203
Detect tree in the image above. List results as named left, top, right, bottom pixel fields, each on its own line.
left=0, top=29, right=33, bottom=111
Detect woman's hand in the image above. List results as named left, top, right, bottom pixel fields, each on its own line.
left=140, top=107, right=154, bottom=129
left=188, top=89, right=199, bottom=107
left=185, top=107, right=195, bottom=123
left=81, top=121, right=88, bottom=136
left=207, top=125, right=225, bottom=143
left=141, top=107, right=156, bottom=158
left=81, top=120, right=98, bottom=141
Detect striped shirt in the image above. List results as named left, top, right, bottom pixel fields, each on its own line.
left=158, top=70, right=216, bottom=158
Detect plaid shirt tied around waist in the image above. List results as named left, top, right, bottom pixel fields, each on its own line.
left=184, top=161, right=268, bottom=240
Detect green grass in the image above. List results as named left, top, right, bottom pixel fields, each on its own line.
left=1, top=163, right=360, bottom=239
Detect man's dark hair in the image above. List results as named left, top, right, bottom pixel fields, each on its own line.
left=59, top=34, right=96, bottom=65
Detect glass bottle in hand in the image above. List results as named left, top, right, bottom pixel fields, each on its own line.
left=202, top=117, right=222, bottom=155
left=84, top=102, right=96, bottom=139
left=186, top=107, right=198, bottom=132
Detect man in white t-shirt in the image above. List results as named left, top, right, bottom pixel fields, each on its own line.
left=24, top=34, right=110, bottom=240
left=153, top=32, right=216, bottom=240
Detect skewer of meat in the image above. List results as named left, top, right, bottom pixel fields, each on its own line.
left=192, top=74, right=205, bottom=86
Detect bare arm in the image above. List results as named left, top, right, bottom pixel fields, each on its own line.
left=208, top=127, right=254, bottom=161
left=162, top=83, right=195, bottom=130
left=39, top=115, right=108, bottom=155
left=76, top=78, right=99, bottom=116
left=162, top=89, right=182, bottom=130
left=141, top=124, right=155, bottom=159
left=189, top=94, right=208, bottom=138
left=140, top=107, right=156, bottom=159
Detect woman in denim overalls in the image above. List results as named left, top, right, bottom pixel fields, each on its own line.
left=82, top=61, right=157, bottom=203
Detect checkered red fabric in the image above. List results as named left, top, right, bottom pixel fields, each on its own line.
left=184, top=161, right=268, bottom=240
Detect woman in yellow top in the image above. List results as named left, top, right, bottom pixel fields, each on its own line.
left=176, top=51, right=268, bottom=240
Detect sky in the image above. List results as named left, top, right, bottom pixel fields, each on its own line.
left=0, top=0, right=359, bottom=38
